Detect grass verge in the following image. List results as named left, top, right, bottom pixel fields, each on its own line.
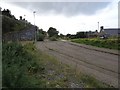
left=71, top=38, right=119, bottom=50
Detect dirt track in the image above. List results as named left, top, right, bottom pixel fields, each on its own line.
left=36, top=40, right=118, bottom=87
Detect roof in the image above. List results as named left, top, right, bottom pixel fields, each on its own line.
left=104, top=28, right=120, bottom=36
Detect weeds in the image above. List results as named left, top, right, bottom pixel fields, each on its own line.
left=2, top=42, right=45, bottom=88
left=2, top=42, right=111, bottom=88
left=71, top=38, right=119, bottom=50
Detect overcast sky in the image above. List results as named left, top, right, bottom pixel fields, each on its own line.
left=0, top=0, right=119, bottom=34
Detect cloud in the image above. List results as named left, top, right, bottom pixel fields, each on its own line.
left=10, top=2, right=110, bottom=16
left=0, top=1, right=117, bottom=34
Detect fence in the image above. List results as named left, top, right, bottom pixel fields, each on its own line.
left=3, top=26, right=36, bottom=41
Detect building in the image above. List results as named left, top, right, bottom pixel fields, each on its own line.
left=87, top=30, right=99, bottom=38
left=104, top=28, right=119, bottom=37
left=99, top=26, right=119, bottom=38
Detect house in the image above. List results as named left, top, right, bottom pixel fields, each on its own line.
left=87, top=30, right=99, bottom=38
left=99, top=26, right=119, bottom=38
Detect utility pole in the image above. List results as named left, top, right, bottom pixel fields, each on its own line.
left=33, top=11, right=36, bottom=42
left=0, top=7, right=2, bottom=12
left=24, top=15, right=26, bottom=27
left=33, top=11, right=36, bottom=26
left=98, top=22, right=99, bottom=31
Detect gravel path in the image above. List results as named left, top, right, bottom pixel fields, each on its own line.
left=36, top=40, right=118, bottom=87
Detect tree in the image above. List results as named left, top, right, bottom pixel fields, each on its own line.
left=47, top=27, right=59, bottom=37
left=66, top=34, right=71, bottom=38
left=37, top=29, right=46, bottom=41
left=60, top=33, right=64, bottom=38
left=76, top=32, right=87, bottom=38
left=66, top=34, right=76, bottom=39
left=2, top=9, right=12, bottom=18
left=19, top=16, right=22, bottom=20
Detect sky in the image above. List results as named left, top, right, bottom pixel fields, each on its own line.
left=0, top=0, right=119, bottom=34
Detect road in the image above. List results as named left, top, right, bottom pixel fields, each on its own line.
left=36, top=40, right=118, bottom=87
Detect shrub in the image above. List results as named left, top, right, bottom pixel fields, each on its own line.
left=37, top=33, right=45, bottom=41
left=49, top=36, right=57, bottom=41
left=71, top=38, right=119, bottom=50
left=2, top=42, right=44, bottom=88
left=2, top=15, right=32, bottom=34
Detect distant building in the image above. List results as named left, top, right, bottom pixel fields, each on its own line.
left=104, top=28, right=119, bottom=36
left=99, top=26, right=119, bottom=37
left=87, top=30, right=99, bottom=38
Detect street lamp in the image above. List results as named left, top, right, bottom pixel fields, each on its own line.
left=24, top=15, right=26, bottom=27
left=33, top=11, right=36, bottom=26
left=0, top=7, right=2, bottom=12
left=33, top=11, right=37, bottom=42
left=98, top=22, right=99, bottom=31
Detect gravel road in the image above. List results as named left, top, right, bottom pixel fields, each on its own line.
left=36, top=40, right=118, bottom=87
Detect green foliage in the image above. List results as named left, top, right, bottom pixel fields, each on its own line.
left=2, top=9, right=14, bottom=18
left=2, top=42, right=45, bottom=88
left=71, top=38, right=119, bottom=50
left=80, top=74, right=109, bottom=88
left=2, top=42, right=111, bottom=88
left=66, top=31, right=88, bottom=39
left=2, top=15, right=32, bottom=34
left=47, top=27, right=59, bottom=37
left=66, top=34, right=76, bottom=39
left=37, top=29, right=46, bottom=41
left=59, top=33, right=64, bottom=38
left=37, top=33, right=45, bottom=41
left=76, top=32, right=87, bottom=38
left=2, top=9, right=32, bottom=34
left=49, top=36, right=57, bottom=41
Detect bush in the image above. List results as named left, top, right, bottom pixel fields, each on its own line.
left=37, top=33, right=45, bottom=41
left=49, top=36, right=57, bottom=41
left=2, top=42, right=44, bottom=88
left=2, top=15, right=32, bottom=34
left=71, top=38, right=119, bottom=50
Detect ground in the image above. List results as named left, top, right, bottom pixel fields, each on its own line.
left=36, top=40, right=118, bottom=87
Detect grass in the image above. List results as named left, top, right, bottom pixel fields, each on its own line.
left=2, top=42, right=111, bottom=88
left=2, top=42, right=45, bottom=88
left=49, top=36, right=58, bottom=41
left=71, top=38, right=119, bottom=50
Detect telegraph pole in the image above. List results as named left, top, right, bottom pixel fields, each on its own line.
left=0, top=7, right=2, bottom=12
left=33, top=11, right=36, bottom=26
left=24, top=15, right=26, bottom=27
left=33, top=11, right=36, bottom=42
left=98, top=22, right=99, bottom=31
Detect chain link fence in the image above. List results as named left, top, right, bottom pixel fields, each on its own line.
left=3, top=26, right=36, bottom=42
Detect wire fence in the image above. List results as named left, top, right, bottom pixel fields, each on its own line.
left=3, top=26, right=36, bottom=42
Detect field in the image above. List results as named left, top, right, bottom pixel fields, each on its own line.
left=71, top=38, right=119, bottom=50
left=2, top=42, right=110, bottom=88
